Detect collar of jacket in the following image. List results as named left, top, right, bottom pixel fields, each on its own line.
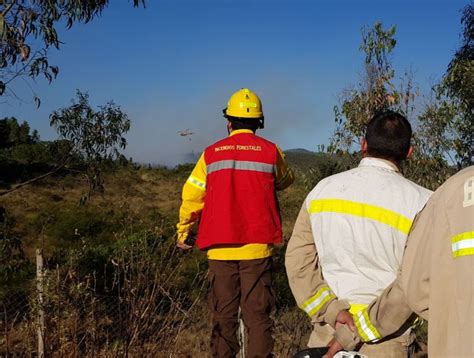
left=229, top=129, right=254, bottom=137
left=358, top=157, right=400, bottom=172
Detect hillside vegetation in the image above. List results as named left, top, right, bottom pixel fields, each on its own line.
left=1, top=150, right=348, bottom=356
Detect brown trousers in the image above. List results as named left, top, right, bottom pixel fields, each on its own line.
left=208, top=257, right=275, bottom=358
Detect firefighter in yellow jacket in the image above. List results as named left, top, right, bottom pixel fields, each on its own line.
left=327, top=165, right=474, bottom=358
left=176, top=88, right=294, bottom=357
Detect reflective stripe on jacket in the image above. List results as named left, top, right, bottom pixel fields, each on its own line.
left=176, top=129, right=294, bottom=256
left=198, top=131, right=280, bottom=250
left=305, top=158, right=432, bottom=305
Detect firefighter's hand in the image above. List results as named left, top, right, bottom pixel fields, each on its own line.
left=336, top=310, right=355, bottom=332
left=324, top=338, right=343, bottom=358
left=176, top=233, right=193, bottom=250
left=177, top=241, right=193, bottom=250
left=324, top=310, right=356, bottom=357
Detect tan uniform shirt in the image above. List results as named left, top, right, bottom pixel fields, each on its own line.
left=336, top=166, right=474, bottom=357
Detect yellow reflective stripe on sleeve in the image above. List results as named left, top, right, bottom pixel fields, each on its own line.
left=186, top=175, right=206, bottom=191
left=308, top=199, right=413, bottom=234
left=451, top=231, right=474, bottom=258
left=354, top=309, right=381, bottom=342
left=349, top=303, right=368, bottom=315
left=300, top=286, right=336, bottom=317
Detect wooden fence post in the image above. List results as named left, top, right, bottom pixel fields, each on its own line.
left=36, top=249, right=45, bottom=358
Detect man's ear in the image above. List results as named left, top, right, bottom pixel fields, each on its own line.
left=406, top=146, right=414, bottom=159
left=361, top=138, right=368, bottom=156
left=227, top=120, right=233, bottom=134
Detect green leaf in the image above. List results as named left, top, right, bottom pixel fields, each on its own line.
left=34, top=96, right=41, bottom=108
left=51, top=66, right=59, bottom=77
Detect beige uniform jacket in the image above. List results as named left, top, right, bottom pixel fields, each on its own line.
left=285, top=159, right=430, bottom=332
left=336, top=166, right=474, bottom=357
left=286, top=203, right=350, bottom=328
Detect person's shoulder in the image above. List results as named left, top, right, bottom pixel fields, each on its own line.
left=306, top=167, right=355, bottom=195
left=433, top=166, right=474, bottom=200
left=445, top=166, right=474, bottom=187
left=398, top=175, right=433, bottom=198
left=253, top=134, right=278, bottom=147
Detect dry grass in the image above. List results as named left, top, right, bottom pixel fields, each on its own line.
left=0, top=165, right=307, bottom=259
left=0, top=164, right=311, bottom=356
left=0, top=164, right=428, bottom=356
left=0, top=167, right=188, bottom=258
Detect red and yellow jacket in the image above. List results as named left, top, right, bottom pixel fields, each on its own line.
left=177, top=129, right=294, bottom=260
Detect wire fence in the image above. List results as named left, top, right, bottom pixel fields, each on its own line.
left=0, top=234, right=310, bottom=357
left=0, top=279, right=209, bottom=357
left=0, top=284, right=309, bottom=357
left=0, top=234, right=210, bottom=357
left=0, top=289, right=34, bottom=356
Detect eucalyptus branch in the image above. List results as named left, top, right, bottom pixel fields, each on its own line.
left=1, top=0, right=17, bottom=17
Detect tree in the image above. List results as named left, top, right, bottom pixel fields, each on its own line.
left=50, top=90, right=131, bottom=202
left=0, top=0, right=145, bottom=104
left=410, top=4, right=472, bottom=179
left=0, top=116, right=39, bottom=148
left=446, top=4, right=473, bottom=104
left=0, top=91, right=130, bottom=198
left=441, top=4, right=473, bottom=167
left=327, top=21, right=459, bottom=190
left=329, top=22, right=418, bottom=155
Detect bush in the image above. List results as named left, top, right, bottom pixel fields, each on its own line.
left=32, top=226, right=208, bottom=356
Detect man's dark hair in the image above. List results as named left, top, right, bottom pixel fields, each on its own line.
left=224, top=112, right=263, bottom=131
left=365, top=111, right=412, bottom=163
left=228, top=117, right=259, bottom=131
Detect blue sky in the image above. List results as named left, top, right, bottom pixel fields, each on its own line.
left=1, top=0, right=467, bottom=165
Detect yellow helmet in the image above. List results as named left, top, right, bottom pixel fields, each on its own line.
left=224, top=88, right=264, bottom=119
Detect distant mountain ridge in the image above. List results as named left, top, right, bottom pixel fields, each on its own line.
left=177, top=148, right=353, bottom=173
left=284, top=148, right=354, bottom=173
left=284, top=148, right=315, bottom=154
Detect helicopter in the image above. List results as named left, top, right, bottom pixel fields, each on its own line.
left=178, top=129, right=194, bottom=140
